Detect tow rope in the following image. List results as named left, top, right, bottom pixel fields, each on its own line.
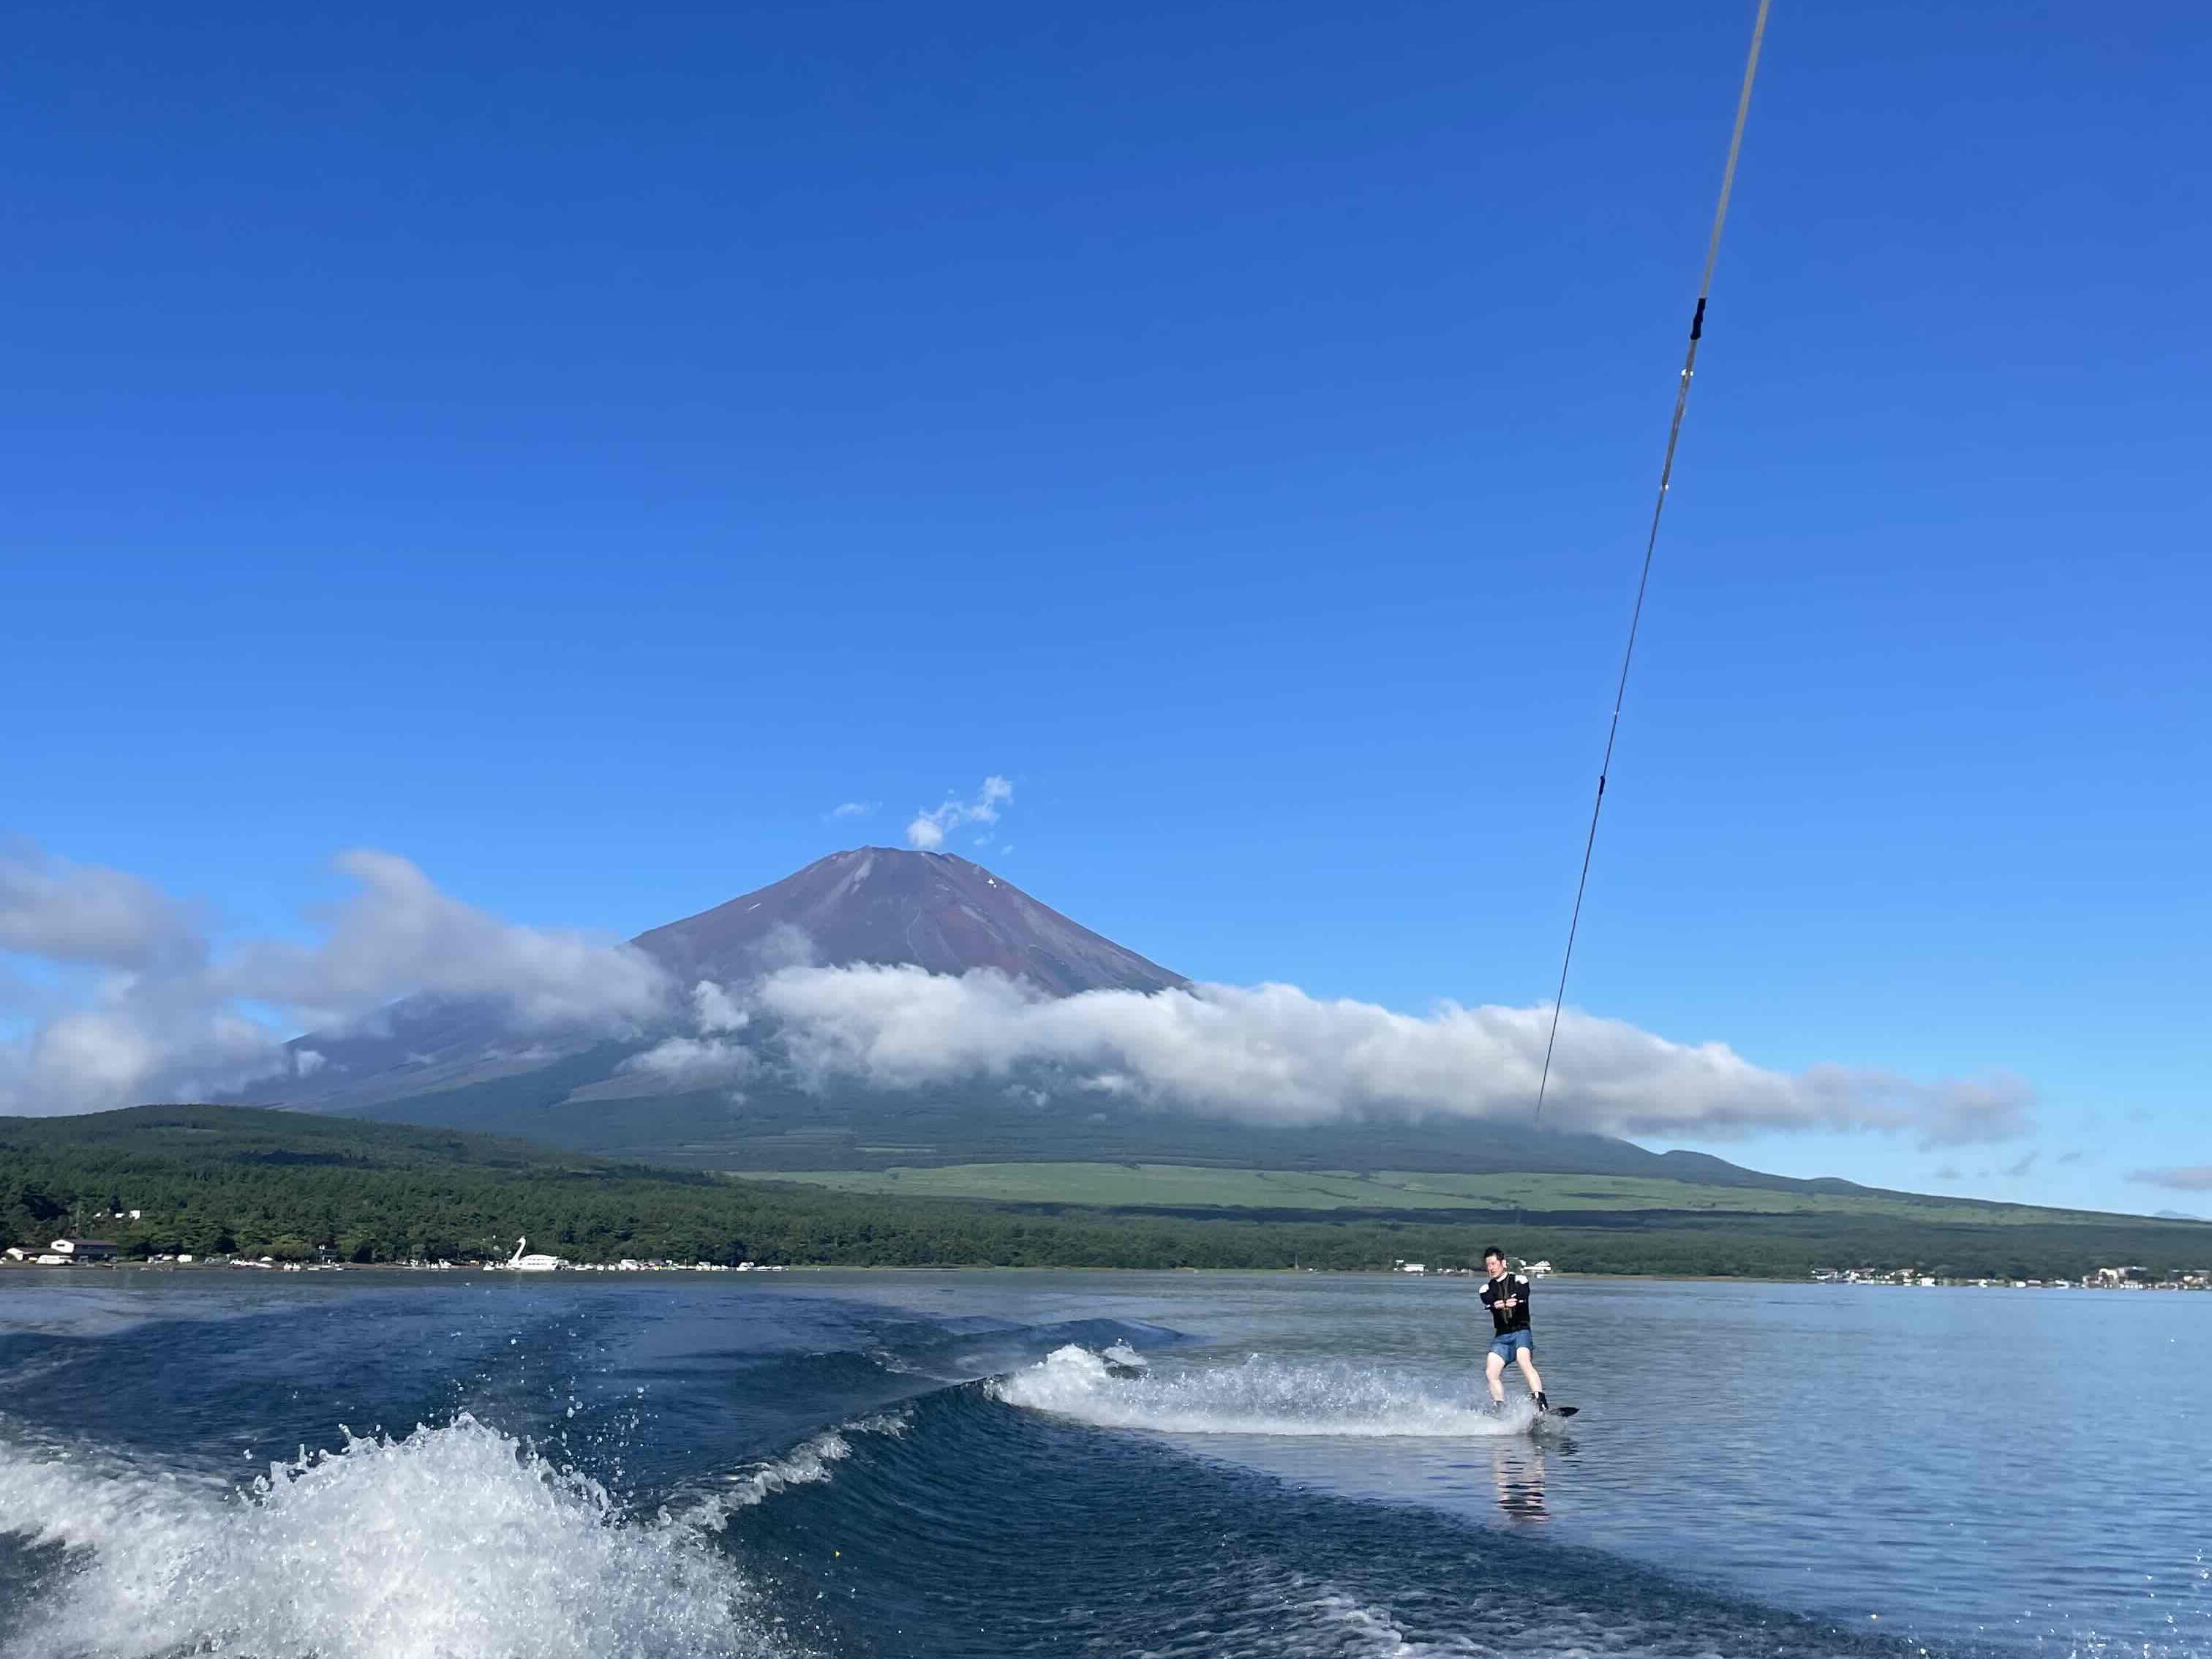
left=1531, top=0, right=1774, bottom=1127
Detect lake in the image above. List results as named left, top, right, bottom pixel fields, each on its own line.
left=0, top=1269, right=2202, bottom=1658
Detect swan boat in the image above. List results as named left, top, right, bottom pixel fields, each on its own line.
left=504, top=1237, right=567, bottom=1272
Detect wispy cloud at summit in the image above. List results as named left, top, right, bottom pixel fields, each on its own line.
left=907, top=776, right=1013, bottom=850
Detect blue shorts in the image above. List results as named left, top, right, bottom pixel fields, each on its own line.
left=1488, top=1330, right=1532, bottom=1363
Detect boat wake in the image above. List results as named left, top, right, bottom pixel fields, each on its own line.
left=0, top=1413, right=788, bottom=1659
left=990, top=1344, right=1537, bottom=1437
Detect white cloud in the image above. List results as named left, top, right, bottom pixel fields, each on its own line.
left=620, top=1034, right=755, bottom=1089
left=0, top=843, right=677, bottom=1116
left=906, top=775, right=1013, bottom=851
left=828, top=801, right=877, bottom=820
left=751, top=965, right=2036, bottom=1148
left=2129, top=1166, right=2212, bottom=1192
left=691, top=979, right=748, bottom=1034
left=219, top=851, right=672, bottom=1032
left=612, top=979, right=760, bottom=1091
left=0, top=843, right=203, bottom=971
left=751, top=922, right=816, bottom=973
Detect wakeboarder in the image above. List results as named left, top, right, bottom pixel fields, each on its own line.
left=1479, top=1246, right=1551, bottom=1415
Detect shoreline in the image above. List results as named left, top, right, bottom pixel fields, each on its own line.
left=2, top=1260, right=2200, bottom=1292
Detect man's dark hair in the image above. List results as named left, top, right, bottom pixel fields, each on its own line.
left=1482, top=1246, right=1506, bottom=1265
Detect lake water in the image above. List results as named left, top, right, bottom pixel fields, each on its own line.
left=0, top=1269, right=2202, bottom=1658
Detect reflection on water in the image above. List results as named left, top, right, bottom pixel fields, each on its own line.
left=1487, top=1435, right=1575, bottom=1523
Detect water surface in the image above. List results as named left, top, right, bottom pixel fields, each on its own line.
left=0, top=1269, right=2201, bottom=1658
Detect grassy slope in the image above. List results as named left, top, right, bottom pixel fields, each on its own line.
left=742, top=1162, right=2133, bottom=1227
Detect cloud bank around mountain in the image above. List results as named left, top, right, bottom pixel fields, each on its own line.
left=1, top=838, right=2034, bottom=1148
left=749, top=963, right=2034, bottom=1148
left=620, top=980, right=756, bottom=1089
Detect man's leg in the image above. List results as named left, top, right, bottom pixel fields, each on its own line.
left=1485, top=1350, right=1508, bottom=1404
left=1516, top=1344, right=1545, bottom=1401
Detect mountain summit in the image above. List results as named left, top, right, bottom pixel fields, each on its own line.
left=634, top=848, right=1184, bottom=996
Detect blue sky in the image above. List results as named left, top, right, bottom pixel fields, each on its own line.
left=5, top=0, right=2206, bottom=1214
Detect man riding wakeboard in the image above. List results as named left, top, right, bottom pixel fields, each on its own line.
left=1479, top=1246, right=1551, bottom=1415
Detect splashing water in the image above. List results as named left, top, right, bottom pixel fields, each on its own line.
left=990, top=1346, right=1535, bottom=1437
left=0, top=1413, right=787, bottom=1659
left=677, top=1410, right=908, bottom=1532
left=720, top=1429, right=854, bottom=1511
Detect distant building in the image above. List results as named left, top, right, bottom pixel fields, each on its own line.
left=1397, top=1262, right=1426, bottom=1275
left=48, top=1238, right=118, bottom=1262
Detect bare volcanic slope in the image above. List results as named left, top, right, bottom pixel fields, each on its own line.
left=636, top=849, right=1185, bottom=995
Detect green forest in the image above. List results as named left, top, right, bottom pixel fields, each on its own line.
left=1, top=1105, right=2205, bottom=1279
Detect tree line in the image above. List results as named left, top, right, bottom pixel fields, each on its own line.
left=1, top=1105, right=2205, bottom=1279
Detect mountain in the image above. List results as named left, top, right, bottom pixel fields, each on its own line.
left=250, top=847, right=1822, bottom=1196
left=257, top=849, right=1178, bottom=1113
left=633, top=848, right=1184, bottom=996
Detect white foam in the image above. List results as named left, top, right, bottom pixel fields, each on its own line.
left=990, top=1346, right=1534, bottom=1438
left=1302, top=1590, right=1475, bottom=1656
left=0, top=1414, right=786, bottom=1659
left=724, top=1429, right=852, bottom=1508
left=680, top=1409, right=909, bottom=1531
